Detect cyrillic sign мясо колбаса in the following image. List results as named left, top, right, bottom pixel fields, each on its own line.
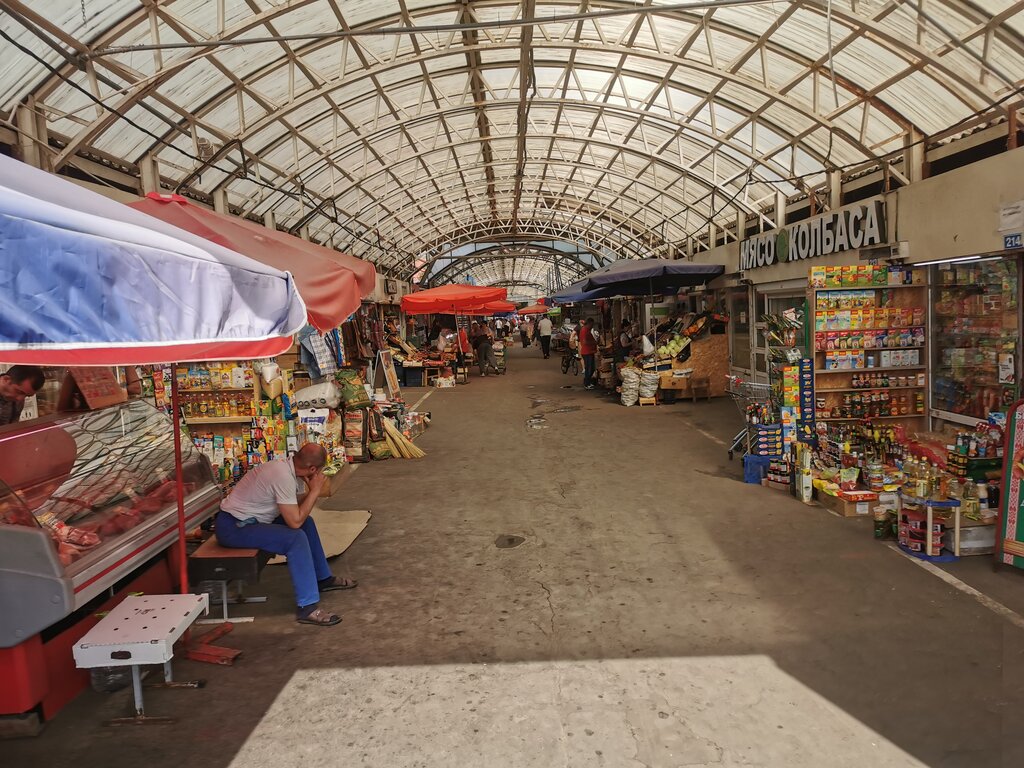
left=740, top=199, right=887, bottom=270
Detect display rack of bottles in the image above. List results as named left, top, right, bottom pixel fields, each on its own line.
left=811, top=267, right=928, bottom=426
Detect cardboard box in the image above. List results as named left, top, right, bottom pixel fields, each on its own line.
left=815, top=489, right=875, bottom=517
left=659, top=373, right=689, bottom=391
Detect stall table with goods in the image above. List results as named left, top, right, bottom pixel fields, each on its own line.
left=733, top=262, right=1008, bottom=564
left=617, top=312, right=730, bottom=404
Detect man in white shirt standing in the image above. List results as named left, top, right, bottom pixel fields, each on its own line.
left=215, top=444, right=356, bottom=627
left=536, top=314, right=554, bottom=358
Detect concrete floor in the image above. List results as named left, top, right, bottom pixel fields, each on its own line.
left=8, top=346, right=1024, bottom=767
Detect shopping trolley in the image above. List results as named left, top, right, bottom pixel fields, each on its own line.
left=726, top=375, right=775, bottom=460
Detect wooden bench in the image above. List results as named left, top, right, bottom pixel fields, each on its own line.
left=188, top=538, right=271, bottom=624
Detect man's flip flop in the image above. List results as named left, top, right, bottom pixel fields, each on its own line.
left=296, top=607, right=342, bottom=626
left=318, top=576, right=358, bottom=592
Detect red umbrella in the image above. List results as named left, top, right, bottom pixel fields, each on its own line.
left=517, top=304, right=550, bottom=315
left=130, top=194, right=370, bottom=331
left=463, top=300, right=518, bottom=315
left=401, top=284, right=507, bottom=314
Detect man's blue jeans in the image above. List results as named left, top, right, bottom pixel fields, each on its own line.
left=582, top=353, right=596, bottom=387
left=215, top=511, right=330, bottom=608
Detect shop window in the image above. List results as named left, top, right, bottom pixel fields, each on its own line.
left=932, top=258, right=1019, bottom=421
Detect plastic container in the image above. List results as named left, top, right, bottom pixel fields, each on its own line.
left=743, top=454, right=775, bottom=484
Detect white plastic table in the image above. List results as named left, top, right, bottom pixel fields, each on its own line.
left=73, top=594, right=209, bottom=724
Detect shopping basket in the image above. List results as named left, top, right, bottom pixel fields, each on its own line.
left=725, top=375, right=775, bottom=460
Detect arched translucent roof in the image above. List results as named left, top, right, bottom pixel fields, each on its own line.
left=2, top=1, right=1022, bottom=281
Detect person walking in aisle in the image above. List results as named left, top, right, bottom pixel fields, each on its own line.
left=215, top=444, right=356, bottom=627
left=520, top=320, right=531, bottom=348
left=472, top=322, right=500, bottom=376
left=537, top=314, right=554, bottom=358
left=579, top=318, right=599, bottom=389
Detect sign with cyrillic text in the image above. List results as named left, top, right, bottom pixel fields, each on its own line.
left=740, top=200, right=887, bottom=271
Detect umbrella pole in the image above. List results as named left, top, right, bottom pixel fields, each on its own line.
left=170, top=370, right=190, bottom=594
left=649, top=277, right=655, bottom=349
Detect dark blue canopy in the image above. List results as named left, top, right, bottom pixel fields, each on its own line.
left=552, top=259, right=724, bottom=303
left=550, top=278, right=614, bottom=304
left=584, top=259, right=724, bottom=291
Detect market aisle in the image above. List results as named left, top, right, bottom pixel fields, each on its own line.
left=8, top=347, right=1024, bottom=768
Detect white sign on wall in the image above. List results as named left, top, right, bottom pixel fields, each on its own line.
left=740, top=199, right=887, bottom=270
left=999, top=200, right=1024, bottom=232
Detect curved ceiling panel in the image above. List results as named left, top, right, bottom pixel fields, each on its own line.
left=2, top=0, right=1021, bottom=284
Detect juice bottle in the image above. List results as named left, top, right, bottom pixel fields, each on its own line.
left=961, top=479, right=979, bottom=518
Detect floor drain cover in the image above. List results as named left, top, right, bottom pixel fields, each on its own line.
left=495, top=535, right=526, bottom=549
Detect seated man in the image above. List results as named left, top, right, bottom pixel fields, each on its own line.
left=0, top=365, right=45, bottom=426
left=215, top=443, right=356, bottom=627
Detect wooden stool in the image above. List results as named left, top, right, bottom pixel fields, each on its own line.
left=638, top=396, right=657, bottom=407
left=690, top=375, right=711, bottom=402
left=189, top=538, right=270, bottom=624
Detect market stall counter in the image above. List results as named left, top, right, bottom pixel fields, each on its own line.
left=0, top=400, right=219, bottom=716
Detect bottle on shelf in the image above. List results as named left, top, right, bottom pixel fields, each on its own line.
left=961, top=479, right=979, bottom=518
left=948, top=475, right=963, bottom=501
left=977, top=482, right=989, bottom=512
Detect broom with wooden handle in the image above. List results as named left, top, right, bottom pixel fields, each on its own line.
left=382, top=418, right=425, bottom=459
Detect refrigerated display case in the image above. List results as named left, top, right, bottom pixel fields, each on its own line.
left=0, top=400, right=220, bottom=649
left=931, top=258, right=1019, bottom=424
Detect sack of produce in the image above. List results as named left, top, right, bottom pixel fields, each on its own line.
left=621, top=367, right=641, bottom=407
left=343, top=407, right=369, bottom=462
left=638, top=371, right=660, bottom=399
left=367, top=440, right=392, bottom=460
left=335, top=370, right=371, bottom=407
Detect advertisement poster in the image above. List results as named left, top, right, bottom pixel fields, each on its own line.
left=999, top=353, right=1015, bottom=385
left=998, top=399, right=1024, bottom=569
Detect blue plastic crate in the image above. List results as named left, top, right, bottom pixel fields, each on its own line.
left=743, top=454, right=779, bottom=484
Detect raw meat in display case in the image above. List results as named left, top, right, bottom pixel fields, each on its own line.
left=0, top=400, right=220, bottom=648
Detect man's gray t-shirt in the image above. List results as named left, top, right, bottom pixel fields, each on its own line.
left=221, top=458, right=303, bottom=524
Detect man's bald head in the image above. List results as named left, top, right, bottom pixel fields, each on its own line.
left=294, top=443, right=328, bottom=470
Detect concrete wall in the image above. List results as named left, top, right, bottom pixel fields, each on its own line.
left=898, top=145, right=1024, bottom=262
left=695, top=145, right=1024, bottom=285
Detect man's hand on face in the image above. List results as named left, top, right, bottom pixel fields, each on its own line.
left=308, top=469, right=328, bottom=492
